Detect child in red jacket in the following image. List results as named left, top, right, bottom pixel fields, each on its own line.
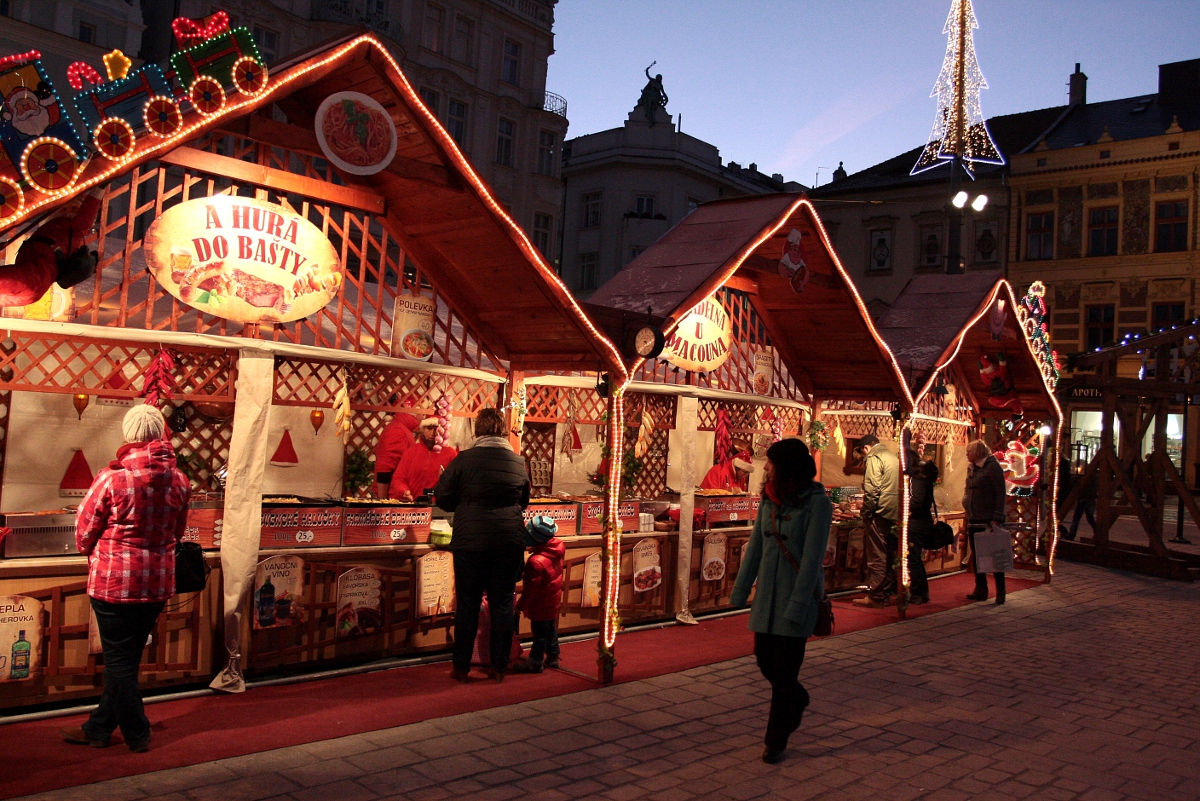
left=512, top=515, right=565, bottom=673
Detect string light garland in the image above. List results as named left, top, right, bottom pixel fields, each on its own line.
left=172, top=11, right=230, bottom=48
left=1015, top=280, right=1060, bottom=389
left=19, top=137, right=80, bottom=194
left=67, top=61, right=102, bottom=90
left=188, top=76, right=226, bottom=116
left=143, top=96, right=183, bottom=137
left=231, top=56, right=268, bottom=96
left=102, top=49, right=132, bottom=82
left=94, top=118, right=135, bottom=161
left=170, top=25, right=263, bottom=92
left=911, top=0, right=1004, bottom=177
left=0, top=50, right=40, bottom=70
left=0, top=178, right=24, bottom=221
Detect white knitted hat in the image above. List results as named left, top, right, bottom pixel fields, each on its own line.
left=123, top=404, right=166, bottom=443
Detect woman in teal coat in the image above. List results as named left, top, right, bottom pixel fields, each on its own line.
left=730, top=438, right=832, bottom=764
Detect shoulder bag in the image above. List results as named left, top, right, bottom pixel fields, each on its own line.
left=924, top=497, right=956, bottom=551
left=175, top=541, right=209, bottom=594
left=766, top=506, right=834, bottom=637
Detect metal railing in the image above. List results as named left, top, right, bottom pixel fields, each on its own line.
left=311, top=1, right=404, bottom=42
left=491, top=0, right=554, bottom=28
left=542, top=91, right=567, bottom=118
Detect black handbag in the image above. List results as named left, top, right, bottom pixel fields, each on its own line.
left=175, top=541, right=209, bottom=594
left=924, top=498, right=956, bottom=550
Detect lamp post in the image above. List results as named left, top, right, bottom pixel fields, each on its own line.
left=946, top=161, right=987, bottom=275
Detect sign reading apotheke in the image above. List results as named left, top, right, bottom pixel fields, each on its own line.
left=663, top=297, right=732, bottom=372
left=144, top=196, right=343, bottom=324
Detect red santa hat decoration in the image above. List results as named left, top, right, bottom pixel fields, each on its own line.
left=60, top=448, right=94, bottom=497
left=270, top=429, right=299, bottom=467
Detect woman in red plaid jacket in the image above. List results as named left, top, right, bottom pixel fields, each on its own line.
left=62, top=405, right=191, bottom=753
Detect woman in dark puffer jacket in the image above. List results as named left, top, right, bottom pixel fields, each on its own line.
left=434, top=407, right=530, bottom=682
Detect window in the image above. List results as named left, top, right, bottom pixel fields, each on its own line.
left=868, top=229, right=893, bottom=272
left=79, top=22, right=95, bottom=44
left=501, top=39, right=521, bottom=86
left=494, top=118, right=514, bottom=167
left=1088, top=207, right=1119, bottom=256
left=919, top=224, right=943, bottom=268
left=581, top=192, right=602, bottom=228
left=630, top=246, right=645, bottom=261
left=423, top=4, right=445, bottom=53
left=1156, top=201, right=1188, bottom=252
left=536, top=130, right=556, bottom=176
left=1153, top=302, right=1186, bottom=332
left=252, top=26, right=279, bottom=63
left=532, top=213, right=552, bottom=259
left=974, top=221, right=999, bottom=263
left=635, top=195, right=655, bottom=218
left=419, top=88, right=439, bottom=115
left=578, top=253, right=598, bottom=290
left=446, top=100, right=467, bottom=145
left=0, top=1, right=10, bottom=17
left=1085, top=305, right=1115, bottom=351
left=1026, top=212, right=1054, bottom=260
left=452, top=16, right=474, bottom=64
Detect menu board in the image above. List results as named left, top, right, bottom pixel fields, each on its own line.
left=752, top=347, right=774, bottom=395
left=390, top=291, right=436, bottom=361
left=632, top=538, right=662, bottom=593
left=0, top=596, right=42, bottom=682
left=523, top=502, right=579, bottom=538
left=580, top=500, right=640, bottom=534
left=336, top=566, right=383, bottom=637
left=253, top=555, right=306, bottom=630
left=417, top=551, right=455, bottom=617
left=701, top=495, right=760, bottom=526
left=181, top=506, right=223, bottom=549
left=260, top=505, right=343, bottom=549
left=700, top=532, right=727, bottom=582
left=581, top=552, right=602, bottom=608
left=342, top=506, right=431, bottom=546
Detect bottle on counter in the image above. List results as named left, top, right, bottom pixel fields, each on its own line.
left=257, top=575, right=276, bottom=627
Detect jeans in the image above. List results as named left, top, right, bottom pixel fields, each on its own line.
left=527, top=618, right=560, bottom=665
left=908, top=544, right=929, bottom=599
left=967, top=524, right=1006, bottom=599
left=83, top=598, right=164, bottom=747
left=452, top=549, right=524, bottom=673
left=1067, top=500, right=1097, bottom=540
left=864, top=515, right=897, bottom=602
left=754, top=633, right=809, bottom=751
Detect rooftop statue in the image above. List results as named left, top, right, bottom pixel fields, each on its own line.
left=636, top=61, right=669, bottom=127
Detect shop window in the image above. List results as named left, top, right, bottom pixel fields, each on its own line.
left=1026, top=212, right=1054, bottom=260
left=451, top=15, right=474, bottom=64
left=253, top=26, right=279, bottom=63
left=501, top=39, right=522, bottom=86
left=974, top=220, right=999, bottom=263
left=1088, top=206, right=1119, bottom=256
left=532, top=213, right=552, bottom=259
left=581, top=192, right=602, bottom=228
left=1084, top=304, right=1115, bottom=351
left=446, top=99, right=467, bottom=145
left=578, top=252, right=598, bottom=290
left=1152, top=302, right=1186, bottom=332
left=536, top=130, right=556, bottom=176
left=423, top=4, right=445, bottom=53
left=495, top=118, right=514, bottom=167
left=1156, top=201, right=1188, bottom=252
left=79, top=22, right=96, bottom=44
left=635, top=195, right=655, bottom=218
left=868, top=229, right=893, bottom=272
left=419, top=88, right=439, bottom=116
left=919, top=224, right=943, bottom=268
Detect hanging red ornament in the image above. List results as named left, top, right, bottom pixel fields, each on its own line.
left=310, top=409, right=325, bottom=435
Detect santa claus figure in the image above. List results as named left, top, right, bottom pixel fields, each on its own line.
left=0, top=187, right=102, bottom=308
left=978, top=353, right=1023, bottom=416
left=777, top=228, right=810, bottom=294
left=2, top=82, right=59, bottom=138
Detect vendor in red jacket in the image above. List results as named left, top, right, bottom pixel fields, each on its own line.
left=700, top=449, right=755, bottom=492
left=388, top=417, right=458, bottom=501
left=373, top=410, right=419, bottom=497
left=511, top=515, right=565, bottom=673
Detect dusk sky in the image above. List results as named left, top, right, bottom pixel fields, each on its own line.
left=548, top=1, right=1199, bottom=188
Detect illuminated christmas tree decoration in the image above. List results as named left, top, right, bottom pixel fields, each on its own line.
left=911, top=0, right=1004, bottom=177
left=66, top=61, right=102, bottom=90
left=102, top=49, right=132, bottom=81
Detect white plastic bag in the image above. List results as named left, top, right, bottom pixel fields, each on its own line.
left=974, top=524, right=1014, bottom=573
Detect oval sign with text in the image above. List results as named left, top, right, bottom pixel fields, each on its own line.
left=663, top=297, right=732, bottom=373
left=144, top=196, right=343, bottom=324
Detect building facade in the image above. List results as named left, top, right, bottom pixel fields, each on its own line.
left=560, top=92, right=802, bottom=295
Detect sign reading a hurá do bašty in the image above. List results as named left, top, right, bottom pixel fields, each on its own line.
left=144, top=196, right=343, bottom=324
left=663, top=297, right=732, bottom=373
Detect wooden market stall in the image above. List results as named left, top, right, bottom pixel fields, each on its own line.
left=576, top=194, right=914, bottom=666
left=0, top=24, right=626, bottom=708
left=875, top=275, right=1064, bottom=592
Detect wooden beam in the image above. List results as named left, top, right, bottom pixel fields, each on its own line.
left=1073, top=320, right=1200, bottom=366
left=1070, top=375, right=1200, bottom=398
left=158, top=146, right=385, bottom=215
left=724, top=274, right=759, bottom=295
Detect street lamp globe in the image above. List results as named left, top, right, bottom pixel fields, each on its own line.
left=971, top=194, right=989, bottom=212
left=952, top=191, right=969, bottom=209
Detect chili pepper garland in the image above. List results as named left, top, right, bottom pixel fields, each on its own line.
left=140, top=348, right=175, bottom=408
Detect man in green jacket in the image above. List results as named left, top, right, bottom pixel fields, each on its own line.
left=853, top=434, right=900, bottom=608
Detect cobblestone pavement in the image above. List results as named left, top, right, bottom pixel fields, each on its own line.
left=16, top=562, right=1200, bottom=801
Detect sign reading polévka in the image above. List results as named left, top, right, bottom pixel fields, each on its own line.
left=144, top=196, right=343, bottom=324
left=664, top=296, right=732, bottom=373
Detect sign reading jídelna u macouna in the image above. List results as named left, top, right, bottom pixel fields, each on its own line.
left=663, top=297, right=732, bottom=373
left=145, top=196, right=343, bottom=324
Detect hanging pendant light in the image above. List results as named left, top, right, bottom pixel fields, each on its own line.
left=73, top=393, right=89, bottom=420
left=310, top=408, right=325, bottom=435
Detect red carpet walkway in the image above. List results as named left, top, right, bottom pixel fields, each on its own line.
left=0, top=571, right=1038, bottom=798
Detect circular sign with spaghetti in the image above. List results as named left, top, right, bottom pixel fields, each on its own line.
left=314, top=91, right=397, bottom=175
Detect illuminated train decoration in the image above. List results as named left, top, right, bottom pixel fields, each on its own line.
left=0, top=11, right=267, bottom=221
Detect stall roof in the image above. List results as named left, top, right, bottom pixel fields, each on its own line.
left=876, top=275, right=1060, bottom=416
left=3, top=34, right=624, bottom=377
left=586, top=195, right=912, bottom=404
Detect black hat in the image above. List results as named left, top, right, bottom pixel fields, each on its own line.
left=858, top=434, right=880, bottom=447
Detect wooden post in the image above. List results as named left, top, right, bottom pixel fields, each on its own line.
left=503, top=370, right=526, bottom=452
left=1095, top=362, right=1117, bottom=550
left=598, top=385, right=624, bottom=685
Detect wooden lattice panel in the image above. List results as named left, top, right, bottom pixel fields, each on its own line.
left=0, top=334, right=234, bottom=400
left=524, top=384, right=608, bottom=425
left=64, top=131, right=503, bottom=371
left=697, top=399, right=804, bottom=437
left=828, top=414, right=891, bottom=440
left=521, top=423, right=557, bottom=491
left=628, top=426, right=670, bottom=499
left=626, top=392, right=677, bottom=429
left=170, top=403, right=233, bottom=491
left=911, top=418, right=972, bottom=446
left=633, top=288, right=804, bottom=401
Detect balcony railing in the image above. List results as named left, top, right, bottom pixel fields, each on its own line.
left=491, top=0, right=554, bottom=29
left=311, top=1, right=404, bottom=42
left=542, top=91, right=567, bottom=118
